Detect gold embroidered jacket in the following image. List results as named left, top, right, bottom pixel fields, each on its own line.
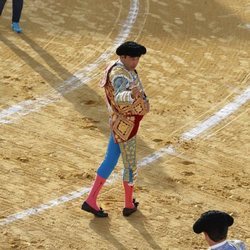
left=100, top=61, right=149, bottom=143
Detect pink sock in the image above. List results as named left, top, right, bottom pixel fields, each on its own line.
left=123, top=181, right=134, bottom=208
left=85, top=175, right=106, bottom=211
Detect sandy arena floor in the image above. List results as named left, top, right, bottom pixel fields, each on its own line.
left=0, top=0, right=249, bottom=249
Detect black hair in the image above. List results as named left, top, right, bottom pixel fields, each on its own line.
left=206, top=226, right=228, bottom=242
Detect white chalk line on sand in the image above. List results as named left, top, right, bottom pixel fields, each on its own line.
left=0, top=0, right=139, bottom=124
left=0, top=86, right=249, bottom=226
left=181, top=87, right=250, bottom=140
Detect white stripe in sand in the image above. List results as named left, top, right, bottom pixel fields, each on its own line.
left=0, top=0, right=139, bottom=124
left=0, top=85, right=249, bottom=226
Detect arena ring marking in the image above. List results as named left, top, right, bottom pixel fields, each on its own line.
left=0, top=85, right=249, bottom=226
left=0, top=0, right=139, bottom=125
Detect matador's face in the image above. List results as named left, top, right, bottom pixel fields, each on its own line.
left=120, top=55, right=140, bottom=71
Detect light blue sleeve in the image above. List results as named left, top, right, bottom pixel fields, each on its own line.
left=112, top=76, right=134, bottom=104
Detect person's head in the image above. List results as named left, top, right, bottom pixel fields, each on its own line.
left=116, top=41, right=146, bottom=71
left=193, top=210, right=234, bottom=246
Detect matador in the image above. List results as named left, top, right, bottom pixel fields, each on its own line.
left=82, top=41, right=149, bottom=217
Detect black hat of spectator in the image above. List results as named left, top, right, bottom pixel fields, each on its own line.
left=193, top=210, right=234, bottom=234
left=116, top=41, right=147, bottom=57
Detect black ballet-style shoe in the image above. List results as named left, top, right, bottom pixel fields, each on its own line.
left=81, top=201, right=108, bottom=218
left=123, top=199, right=139, bottom=217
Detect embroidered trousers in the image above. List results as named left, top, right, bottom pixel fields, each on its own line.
left=97, top=134, right=137, bottom=184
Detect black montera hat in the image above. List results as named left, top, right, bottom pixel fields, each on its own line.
left=193, top=210, right=234, bottom=234
left=116, top=41, right=147, bottom=57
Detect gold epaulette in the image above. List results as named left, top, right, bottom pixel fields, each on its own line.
left=109, top=65, right=132, bottom=83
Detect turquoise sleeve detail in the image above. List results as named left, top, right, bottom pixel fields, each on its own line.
left=113, top=77, right=133, bottom=104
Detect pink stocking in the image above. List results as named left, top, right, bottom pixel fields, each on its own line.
left=85, top=175, right=106, bottom=211
left=123, top=181, right=134, bottom=208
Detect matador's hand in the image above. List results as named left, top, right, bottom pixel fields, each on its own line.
left=131, top=86, right=141, bottom=99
